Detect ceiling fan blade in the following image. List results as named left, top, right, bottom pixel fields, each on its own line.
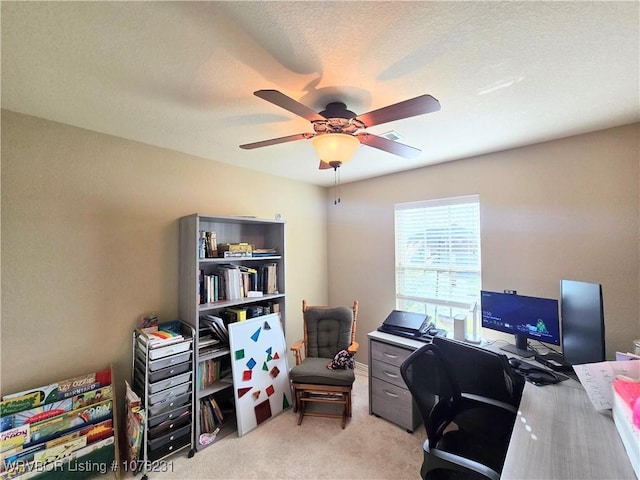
left=356, top=94, right=441, bottom=128
left=356, top=133, right=422, bottom=158
left=254, top=90, right=326, bottom=122
left=240, top=133, right=313, bottom=150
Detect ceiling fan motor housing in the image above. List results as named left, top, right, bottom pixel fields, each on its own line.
left=314, top=102, right=365, bottom=135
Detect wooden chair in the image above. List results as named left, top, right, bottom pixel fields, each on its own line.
left=289, top=299, right=359, bottom=428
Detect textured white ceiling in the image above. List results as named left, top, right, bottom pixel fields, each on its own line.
left=2, top=1, right=639, bottom=187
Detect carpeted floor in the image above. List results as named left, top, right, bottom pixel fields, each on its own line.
left=125, top=367, right=425, bottom=479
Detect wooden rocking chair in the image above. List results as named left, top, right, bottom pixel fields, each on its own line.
left=289, top=299, right=359, bottom=428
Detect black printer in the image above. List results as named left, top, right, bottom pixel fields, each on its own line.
left=377, top=310, right=445, bottom=341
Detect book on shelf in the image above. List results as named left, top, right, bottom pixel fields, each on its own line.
left=1, top=425, right=31, bottom=453
left=208, top=397, right=224, bottom=424
left=1, top=369, right=112, bottom=419
left=201, top=315, right=229, bottom=344
left=251, top=248, right=277, bottom=257
left=198, top=359, right=221, bottom=389
left=200, top=397, right=224, bottom=432
left=199, top=335, right=220, bottom=349
left=200, top=272, right=221, bottom=304
left=28, top=418, right=114, bottom=469
left=2, top=382, right=59, bottom=406
left=239, top=266, right=259, bottom=295
left=257, top=262, right=278, bottom=294
left=125, top=381, right=145, bottom=467
left=1, top=393, right=43, bottom=418
left=1, top=385, right=113, bottom=432
left=27, top=398, right=113, bottom=445
left=0, top=368, right=116, bottom=480
left=226, top=307, right=247, bottom=322
left=199, top=261, right=279, bottom=304
left=199, top=344, right=227, bottom=357
left=218, top=264, right=243, bottom=300
left=199, top=230, right=217, bottom=259
left=217, top=243, right=253, bottom=258
left=223, top=251, right=253, bottom=258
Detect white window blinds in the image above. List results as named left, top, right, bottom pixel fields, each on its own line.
left=395, top=195, right=481, bottom=319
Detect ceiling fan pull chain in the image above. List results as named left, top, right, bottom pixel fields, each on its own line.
left=334, top=165, right=341, bottom=205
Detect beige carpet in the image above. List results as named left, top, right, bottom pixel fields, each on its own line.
left=126, top=368, right=425, bottom=479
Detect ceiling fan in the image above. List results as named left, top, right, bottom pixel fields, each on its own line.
left=240, top=90, right=441, bottom=169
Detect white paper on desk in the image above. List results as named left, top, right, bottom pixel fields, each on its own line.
left=616, top=351, right=640, bottom=361
left=573, top=360, right=640, bottom=411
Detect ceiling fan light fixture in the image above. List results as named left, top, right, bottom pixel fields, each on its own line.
left=311, top=133, right=360, bottom=167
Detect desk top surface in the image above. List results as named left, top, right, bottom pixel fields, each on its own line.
left=367, top=329, right=428, bottom=350
left=502, top=371, right=636, bottom=479
left=368, top=331, right=636, bottom=479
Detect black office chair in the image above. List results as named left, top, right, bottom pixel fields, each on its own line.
left=432, top=336, right=524, bottom=442
left=400, top=343, right=517, bottom=480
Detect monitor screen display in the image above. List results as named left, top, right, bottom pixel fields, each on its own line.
left=560, top=279, right=605, bottom=364
left=481, top=290, right=560, bottom=356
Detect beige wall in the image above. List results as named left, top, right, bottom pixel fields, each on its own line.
left=0, top=110, right=329, bottom=395
left=2, top=110, right=639, bottom=399
left=328, top=124, right=640, bottom=363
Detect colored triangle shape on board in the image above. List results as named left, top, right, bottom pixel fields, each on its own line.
left=282, top=393, right=290, bottom=409
left=266, top=347, right=272, bottom=355
left=273, top=352, right=280, bottom=359
left=262, top=361, right=268, bottom=371
left=251, top=328, right=261, bottom=342
left=263, top=321, right=271, bottom=330
left=238, top=387, right=252, bottom=398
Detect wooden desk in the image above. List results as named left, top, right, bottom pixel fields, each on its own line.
left=502, top=376, right=636, bottom=479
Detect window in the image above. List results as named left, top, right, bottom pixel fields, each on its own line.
left=395, top=195, right=481, bottom=336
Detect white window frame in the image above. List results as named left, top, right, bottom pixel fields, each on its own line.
left=394, top=195, right=481, bottom=336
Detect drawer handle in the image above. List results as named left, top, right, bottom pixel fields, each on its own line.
left=383, top=352, right=399, bottom=359
left=383, top=370, right=399, bottom=379
left=383, top=389, right=399, bottom=398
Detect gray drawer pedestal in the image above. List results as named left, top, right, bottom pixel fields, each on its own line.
left=368, top=330, right=424, bottom=432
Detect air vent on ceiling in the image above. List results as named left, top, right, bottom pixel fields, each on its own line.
left=380, top=130, right=404, bottom=142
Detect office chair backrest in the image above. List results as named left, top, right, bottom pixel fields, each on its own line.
left=400, top=343, right=461, bottom=440
left=303, top=305, right=354, bottom=358
left=432, top=336, right=524, bottom=406
left=402, top=342, right=516, bottom=480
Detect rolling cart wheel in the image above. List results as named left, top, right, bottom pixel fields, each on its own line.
left=188, top=448, right=195, bottom=458
left=141, top=475, right=148, bottom=480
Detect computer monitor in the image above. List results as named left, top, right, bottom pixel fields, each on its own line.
left=481, top=290, right=560, bottom=358
left=560, top=279, right=605, bottom=364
